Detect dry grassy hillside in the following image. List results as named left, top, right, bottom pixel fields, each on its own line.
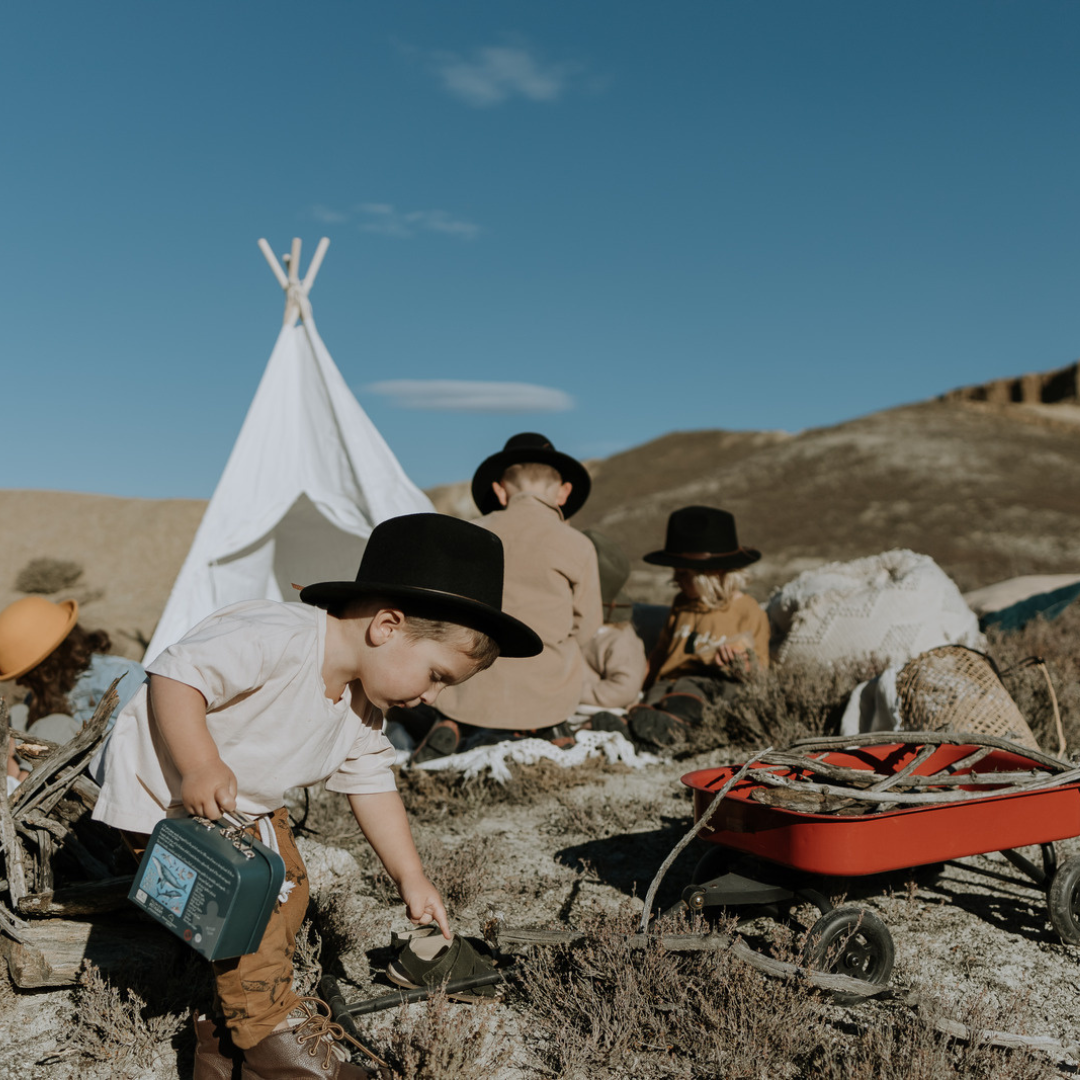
left=3, top=393, right=1080, bottom=660
left=572, top=399, right=1080, bottom=602
left=0, top=490, right=206, bottom=662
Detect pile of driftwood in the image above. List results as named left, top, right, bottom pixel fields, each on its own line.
left=0, top=679, right=171, bottom=988
left=744, top=731, right=1079, bottom=815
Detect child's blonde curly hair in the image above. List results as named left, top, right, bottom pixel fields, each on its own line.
left=678, top=569, right=748, bottom=612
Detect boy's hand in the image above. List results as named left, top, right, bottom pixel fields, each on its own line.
left=399, top=872, right=451, bottom=939
left=181, top=759, right=238, bottom=820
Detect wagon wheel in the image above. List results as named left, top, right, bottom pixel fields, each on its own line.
left=1047, top=854, right=1080, bottom=945
left=691, top=845, right=734, bottom=885
left=800, top=906, right=894, bottom=1004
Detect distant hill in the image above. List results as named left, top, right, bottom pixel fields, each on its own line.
left=4, top=369, right=1080, bottom=663
left=573, top=397, right=1080, bottom=603
left=0, top=490, right=205, bottom=664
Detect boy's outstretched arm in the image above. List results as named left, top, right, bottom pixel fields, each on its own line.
left=348, top=791, right=450, bottom=938
left=148, top=674, right=237, bottom=819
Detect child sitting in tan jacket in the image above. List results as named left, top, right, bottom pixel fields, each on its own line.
left=578, top=529, right=647, bottom=712
left=394, top=433, right=602, bottom=761
left=628, top=506, right=768, bottom=747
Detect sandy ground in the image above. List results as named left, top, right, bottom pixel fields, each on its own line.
left=2, top=747, right=1079, bottom=1078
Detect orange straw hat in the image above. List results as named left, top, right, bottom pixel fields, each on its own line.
left=0, top=597, right=79, bottom=681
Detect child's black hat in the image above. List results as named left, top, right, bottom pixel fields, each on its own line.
left=470, top=432, right=591, bottom=518
left=643, top=506, right=761, bottom=571
left=299, top=514, right=542, bottom=658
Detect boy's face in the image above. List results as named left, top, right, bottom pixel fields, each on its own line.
left=361, top=626, right=480, bottom=713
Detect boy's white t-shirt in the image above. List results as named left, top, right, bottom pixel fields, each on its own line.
left=91, top=600, right=396, bottom=834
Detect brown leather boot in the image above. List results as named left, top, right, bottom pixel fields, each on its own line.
left=240, top=997, right=386, bottom=1079
left=193, top=1012, right=242, bottom=1080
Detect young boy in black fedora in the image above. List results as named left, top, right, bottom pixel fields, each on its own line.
left=91, top=514, right=540, bottom=1080
left=399, top=432, right=602, bottom=760
left=627, top=505, right=769, bottom=747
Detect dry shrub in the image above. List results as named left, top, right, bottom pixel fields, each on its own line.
left=369, top=836, right=499, bottom=914
left=16, top=557, right=84, bottom=594
left=62, top=961, right=188, bottom=1071
left=688, top=657, right=885, bottom=755
left=374, top=991, right=511, bottom=1080
left=989, top=603, right=1080, bottom=754
left=548, top=791, right=670, bottom=839
left=522, top=918, right=1055, bottom=1079
left=306, top=889, right=369, bottom=970
left=292, top=918, right=324, bottom=997
left=397, top=756, right=626, bottom=818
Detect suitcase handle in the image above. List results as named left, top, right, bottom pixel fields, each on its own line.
left=192, top=812, right=259, bottom=860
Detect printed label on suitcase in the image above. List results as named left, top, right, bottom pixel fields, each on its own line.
left=133, top=827, right=239, bottom=951
left=135, top=847, right=197, bottom=917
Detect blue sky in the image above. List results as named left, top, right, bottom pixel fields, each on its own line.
left=3, top=1, right=1079, bottom=498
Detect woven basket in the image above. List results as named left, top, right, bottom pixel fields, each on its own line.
left=895, top=645, right=1041, bottom=752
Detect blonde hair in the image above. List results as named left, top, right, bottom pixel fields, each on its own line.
left=678, top=569, right=748, bottom=612
left=330, top=598, right=500, bottom=670
left=500, top=462, right=562, bottom=493
left=402, top=615, right=500, bottom=671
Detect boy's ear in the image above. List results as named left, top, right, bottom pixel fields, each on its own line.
left=368, top=607, right=406, bottom=645
left=491, top=480, right=510, bottom=508
left=554, top=480, right=573, bottom=507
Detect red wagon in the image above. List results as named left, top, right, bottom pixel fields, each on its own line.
left=679, top=736, right=1080, bottom=998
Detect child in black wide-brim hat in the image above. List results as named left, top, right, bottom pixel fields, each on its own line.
left=91, top=514, right=539, bottom=1079
left=395, top=432, right=602, bottom=762
left=627, top=506, right=769, bottom=748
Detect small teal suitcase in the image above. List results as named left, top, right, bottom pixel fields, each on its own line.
left=129, top=813, right=287, bottom=960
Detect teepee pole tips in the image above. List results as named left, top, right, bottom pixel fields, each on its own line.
left=257, top=239, right=289, bottom=290
left=287, top=238, right=302, bottom=285
left=303, top=237, right=331, bottom=293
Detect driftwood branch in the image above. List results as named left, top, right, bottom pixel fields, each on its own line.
left=867, top=742, right=937, bottom=792
left=0, top=699, right=28, bottom=907
left=749, top=766, right=1080, bottom=806
left=13, top=678, right=120, bottom=818
left=786, top=730, right=1070, bottom=774
left=493, top=925, right=889, bottom=997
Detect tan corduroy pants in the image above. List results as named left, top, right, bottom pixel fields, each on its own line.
left=211, top=807, right=310, bottom=1049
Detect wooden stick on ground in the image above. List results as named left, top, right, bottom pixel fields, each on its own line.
left=637, top=748, right=772, bottom=933
left=0, top=698, right=28, bottom=908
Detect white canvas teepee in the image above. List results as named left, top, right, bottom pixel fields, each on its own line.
left=145, top=237, right=434, bottom=664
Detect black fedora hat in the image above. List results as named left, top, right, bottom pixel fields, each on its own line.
left=299, top=514, right=542, bottom=658
left=470, top=432, right=591, bottom=518
left=643, top=506, right=761, bottom=572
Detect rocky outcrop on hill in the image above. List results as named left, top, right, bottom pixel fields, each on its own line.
left=941, top=361, right=1079, bottom=405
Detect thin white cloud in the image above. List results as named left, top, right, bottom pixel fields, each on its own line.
left=433, top=46, right=575, bottom=107
left=366, top=380, right=574, bottom=413
left=309, top=204, right=349, bottom=224
left=305, top=202, right=480, bottom=240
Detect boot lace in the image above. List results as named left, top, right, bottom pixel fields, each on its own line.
left=293, top=996, right=388, bottom=1073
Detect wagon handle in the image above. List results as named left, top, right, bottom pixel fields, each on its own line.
left=638, top=747, right=773, bottom=934
left=998, top=656, right=1066, bottom=758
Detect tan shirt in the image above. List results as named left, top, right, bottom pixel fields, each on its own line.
left=648, top=592, right=771, bottom=686
left=437, top=493, right=603, bottom=730
left=91, top=600, right=396, bottom=833
left=580, top=623, right=648, bottom=709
